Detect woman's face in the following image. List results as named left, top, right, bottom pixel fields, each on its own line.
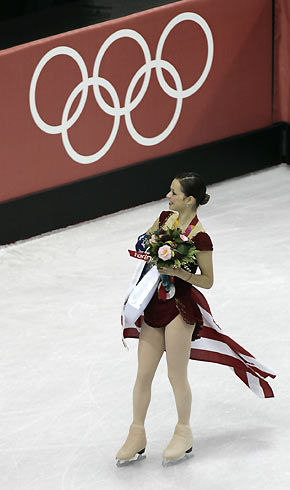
left=166, top=179, right=191, bottom=212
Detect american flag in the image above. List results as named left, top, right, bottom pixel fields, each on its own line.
left=122, top=278, right=276, bottom=398
left=188, top=286, right=276, bottom=398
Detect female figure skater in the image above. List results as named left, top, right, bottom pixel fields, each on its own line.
left=116, top=172, right=213, bottom=466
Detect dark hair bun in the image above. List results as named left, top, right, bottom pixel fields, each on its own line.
left=200, top=193, right=210, bottom=205
left=175, top=171, right=210, bottom=208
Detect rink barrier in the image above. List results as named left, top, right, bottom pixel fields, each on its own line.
left=0, top=123, right=283, bottom=245
left=0, top=0, right=272, bottom=204
left=273, top=0, right=290, bottom=123
left=2, top=0, right=290, bottom=244
left=273, top=0, right=290, bottom=162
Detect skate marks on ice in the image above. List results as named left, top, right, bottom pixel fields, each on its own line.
left=0, top=165, right=290, bottom=490
left=0, top=453, right=20, bottom=490
left=195, top=425, right=275, bottom=460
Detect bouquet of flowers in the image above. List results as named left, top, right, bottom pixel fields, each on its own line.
left=144, top=227, right=199, bottom=300
left=144, top=226, right=199, bottom=271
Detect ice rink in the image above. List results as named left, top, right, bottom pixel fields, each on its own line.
left=0, top=164, right=289, bottom=490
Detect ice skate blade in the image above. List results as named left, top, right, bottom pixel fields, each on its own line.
left=162, top=448, right=193, bottom=467
left=116, top=449, right=146, bottom=467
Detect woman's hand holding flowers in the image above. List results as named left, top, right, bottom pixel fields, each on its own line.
left=157, top=265, right=182, bottom=277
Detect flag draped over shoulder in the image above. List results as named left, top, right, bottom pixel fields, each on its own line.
left=122, top=264, right=276, bottom=399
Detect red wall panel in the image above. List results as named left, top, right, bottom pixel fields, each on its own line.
left=0, top=0, right=272, bottom=202
left=273, top=0, right=290, bottom=123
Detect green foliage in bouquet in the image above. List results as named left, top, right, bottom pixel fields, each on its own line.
left=144, top=227, right=199, bottom=271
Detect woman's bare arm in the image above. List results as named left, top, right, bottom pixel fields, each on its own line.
left=158, top=250, right=214, bottom=289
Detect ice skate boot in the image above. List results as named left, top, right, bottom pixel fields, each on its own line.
left=162, top=423, right=194, bottom=467
left=116, top=423, right=147, bottom=467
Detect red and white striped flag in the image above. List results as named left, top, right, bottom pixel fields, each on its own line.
left=189, top=286, right=276, bottom=398
left=122, top=278, right=276, bottom=398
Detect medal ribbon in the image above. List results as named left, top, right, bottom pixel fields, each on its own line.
left=174, top=213, right=199, bottom=237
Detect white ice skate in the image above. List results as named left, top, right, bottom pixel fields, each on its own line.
left=162, top=423, right=194, bottom=467
left=116, top=423, right=147, bottom=467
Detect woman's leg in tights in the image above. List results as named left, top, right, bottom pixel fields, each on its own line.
left=132, top=320, right=165, bottom=426
left=165, top=315, right=195, bottom=425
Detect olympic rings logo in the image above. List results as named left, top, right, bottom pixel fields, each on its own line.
left=29, top=12, right=214, bottom=164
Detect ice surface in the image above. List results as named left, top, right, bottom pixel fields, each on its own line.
left=0, top=164, right=289, bottom=490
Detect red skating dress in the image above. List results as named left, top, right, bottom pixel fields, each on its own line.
left=143, top=211, right=213, bottom=341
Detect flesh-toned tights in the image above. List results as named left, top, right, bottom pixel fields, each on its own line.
left=132, top=315, right=195, bottom=426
